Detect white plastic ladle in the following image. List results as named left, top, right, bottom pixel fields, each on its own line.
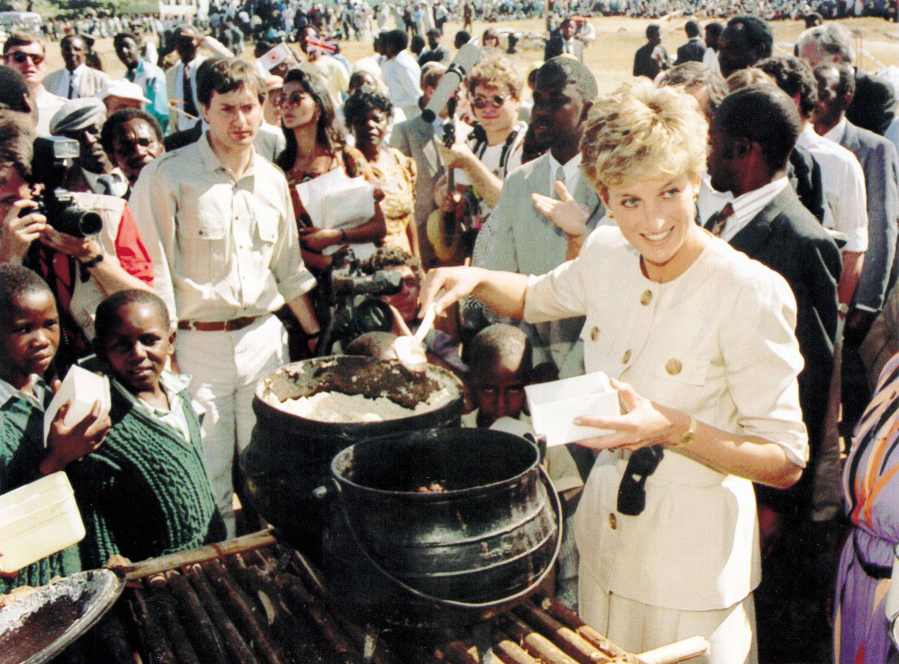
left=393, top=304, right=437, bottom=372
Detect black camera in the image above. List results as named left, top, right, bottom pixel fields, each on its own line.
left=24, top=136, right=103, bottom=238
left=27, top=188, right=103, bottom=238
left=315, top=248, right=404, bottom=354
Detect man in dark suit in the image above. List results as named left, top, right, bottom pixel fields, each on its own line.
left=632, top=24, right=668, bottom=80
left=797, top=22, right=896, bottom=135
left=674, top=20, right=705, bottom=65
left=707, top=85, right=842, bottom=664
left=813, top=61, right=899, bottom=432
left=544, top=17, right=584, bottom=63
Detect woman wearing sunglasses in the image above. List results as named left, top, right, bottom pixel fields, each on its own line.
left=420, top=81, right=807, bottom=663
left=275, top=66, right=386, bottom=274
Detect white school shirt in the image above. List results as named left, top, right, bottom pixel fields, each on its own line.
left=524, top=226, right=808, bottom=610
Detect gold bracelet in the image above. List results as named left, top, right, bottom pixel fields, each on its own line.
left=672, top=414, right=697, bottom=449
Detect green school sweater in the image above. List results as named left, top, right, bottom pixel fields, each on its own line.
left=68, top=378, right=225, bottom=570
left=0, top=392, right=81, bottom=594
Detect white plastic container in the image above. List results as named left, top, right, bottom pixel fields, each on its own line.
left=0, top=471, right=85, bottom=574
left=43, top=365, right=110, bottom=445
left=525, top=370, right=620, bottom=447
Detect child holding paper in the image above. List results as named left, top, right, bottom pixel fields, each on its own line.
left=67, top=289, right=225, bottom=569
left=0, top=265, right=109, bottom=597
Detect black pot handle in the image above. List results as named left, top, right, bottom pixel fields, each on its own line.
left=333, top=465, right=564, bottom=610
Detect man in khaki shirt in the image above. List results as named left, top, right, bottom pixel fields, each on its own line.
left=130, top=59, right=319, bottom=535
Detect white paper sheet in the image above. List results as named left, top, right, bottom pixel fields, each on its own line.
left=295, top=169, right=376, bottom=230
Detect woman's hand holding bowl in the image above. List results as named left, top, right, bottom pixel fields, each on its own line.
left=575, top=379, right=691, bottom=451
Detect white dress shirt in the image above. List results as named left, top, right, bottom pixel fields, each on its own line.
left=698, top=175, right=790, bottom=242
left=128, top=134, right=316, bottom=322
left=702, top=47, right=720, bottom=75
left=173, top=59, right=202, bottom=132
left=525, top=226, right=807, bottom=610
left=823, top=116, right=849, bottom=144
left=547, top=151, right=583, bottom=194
left=35, top=86, right=65, bottom=136
left=49, top=64, right=85, bottom=99
left=796, top=124, right=869, bottom=252
left=380, top=50, right=422, bottom=112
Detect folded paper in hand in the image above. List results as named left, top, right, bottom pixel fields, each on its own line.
left=525, top=371, right=619, bottom=447
left=295, top=169, right=375, bottom=231
left=43, top=366, right=111, bottom=445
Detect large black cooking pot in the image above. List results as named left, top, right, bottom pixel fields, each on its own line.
left=319, top=427, right=561, bottom=630
left=240, top=356, right=464, bottom=560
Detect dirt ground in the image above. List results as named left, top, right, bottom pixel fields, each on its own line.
left=42, top=15, right=899, bottom=96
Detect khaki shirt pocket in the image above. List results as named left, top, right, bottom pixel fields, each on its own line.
left=179, top=212, right=228, bottom=281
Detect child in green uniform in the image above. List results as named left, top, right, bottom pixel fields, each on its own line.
left=0, top=265, right=109, bottom=597
left=69, top=289, right=224, bottom=569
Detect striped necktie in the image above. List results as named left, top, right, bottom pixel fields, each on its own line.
left=705, top=202, right=734, bottom=237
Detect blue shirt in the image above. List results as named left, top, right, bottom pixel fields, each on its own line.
left=128, top=59, right=169, bottom=132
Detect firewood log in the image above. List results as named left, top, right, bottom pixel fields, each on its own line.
left=500, top=613, right=580, bottom=664
left=491, top=628, right=539, bottom=664
left=516, top=601, right=614, bottom=662
left=203, top=560, right=288, bottom=664
left=185, top=564, right=258, bottom=664
left=146, top=575, right=202, bottom=664
left=165, top=571, right=230, bottom=664
left=129, top=587, right=177, bottom=664
left=273, top=570, right=362, bottom=664
left=90, top=605, right=134, bottom=663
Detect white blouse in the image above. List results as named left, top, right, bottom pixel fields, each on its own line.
left=524, top=226, right=809, bottom=611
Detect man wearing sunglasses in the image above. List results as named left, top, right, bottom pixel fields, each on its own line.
left=2, top=32, right=64, bottom=137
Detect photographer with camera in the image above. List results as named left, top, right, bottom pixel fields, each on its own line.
left=0, top=110, right=153, bottom=370
left=49, top=98, right=128, bottom=199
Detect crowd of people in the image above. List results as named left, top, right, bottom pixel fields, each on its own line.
left=0, top=5, right=898, bottom=664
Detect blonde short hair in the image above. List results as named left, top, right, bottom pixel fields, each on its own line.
left=466, top=56, right=523, bottom=100
left=726, top=66, right=774, bottom=92
left=580, top=80, right=708, bottom=191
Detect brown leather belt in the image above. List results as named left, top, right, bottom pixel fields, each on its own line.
left=177, top=315, right=262, bottom=332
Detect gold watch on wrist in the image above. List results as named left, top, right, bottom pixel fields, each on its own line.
left=672, top=414, right=697, bottom=449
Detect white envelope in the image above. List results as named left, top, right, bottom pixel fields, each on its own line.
left=43, top=366, right=111, bottom=445
left=525, top=371, right=620, bottom=447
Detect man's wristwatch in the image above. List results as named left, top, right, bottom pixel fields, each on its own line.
left=838, top=302, right=850, bottom=317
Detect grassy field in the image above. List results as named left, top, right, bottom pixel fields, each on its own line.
left=41, top=15, right=899, bottom=96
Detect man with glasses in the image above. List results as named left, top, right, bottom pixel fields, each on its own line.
left=2, top=32, right=64, bottom=136
left=436, top=56, right=527, bottom=256
left=44, top=34, right=109, bottom=101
